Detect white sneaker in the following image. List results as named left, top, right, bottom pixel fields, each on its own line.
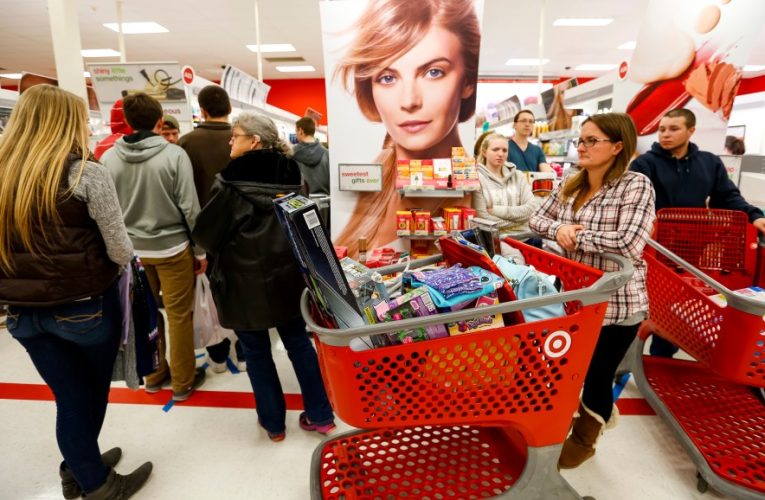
left=209, top=360, right=227, bottom=374
left=236, top=359, right=247, bottom=372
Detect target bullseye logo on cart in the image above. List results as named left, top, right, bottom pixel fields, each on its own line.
left=544, top=330, right=572, bottom=358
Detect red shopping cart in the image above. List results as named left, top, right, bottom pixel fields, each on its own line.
left=633, top=208, right=765, bottom=498
left=301, top=237, right=634, bottom=499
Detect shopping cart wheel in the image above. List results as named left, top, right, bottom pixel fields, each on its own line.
left=696, top=472, right=709, bottom=494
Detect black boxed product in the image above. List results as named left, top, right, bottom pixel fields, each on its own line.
left=273, top=193, right=366, bottom=329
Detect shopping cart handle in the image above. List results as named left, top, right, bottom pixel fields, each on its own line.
left=300, top=251, right=634, bottom=346
left=647, top=239, right=765, bottom=316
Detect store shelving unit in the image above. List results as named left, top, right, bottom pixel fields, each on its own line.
left=398, top=189, right=466, bottom=198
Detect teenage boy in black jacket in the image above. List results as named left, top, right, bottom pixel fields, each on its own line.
left=631, top=108, right=765, bottom=357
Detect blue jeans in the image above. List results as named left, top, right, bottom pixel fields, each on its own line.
left=236, top=316, right=333, bottom=434
left=6, top=281, right=121, bottom=493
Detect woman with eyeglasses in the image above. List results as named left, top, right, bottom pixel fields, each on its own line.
left=509, top=110, right=553, bottom=173
left=473, top=133, right=536, bottom=232
left=192, top=112, right=335, bottom=443
left=529, top=112, right=656, bottom=469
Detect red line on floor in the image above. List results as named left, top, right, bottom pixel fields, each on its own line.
left=0, top=382, right=655, bottom=415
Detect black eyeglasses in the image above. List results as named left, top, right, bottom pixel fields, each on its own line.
left=573, top=137, right=613, bottom=148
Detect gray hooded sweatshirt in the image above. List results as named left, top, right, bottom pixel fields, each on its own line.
left=472, top=162, right=537, bottom=231
left=292, top=141, right=330, bottom=195
left=101, top=134, right=203, bottom=255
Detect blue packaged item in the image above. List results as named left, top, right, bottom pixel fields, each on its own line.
left=407, top=265, right=504, bottom=309
left=492, top=255, right=566, bottom=322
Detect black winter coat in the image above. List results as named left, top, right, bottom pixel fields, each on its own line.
left=192, top=149, right=305, bottom=330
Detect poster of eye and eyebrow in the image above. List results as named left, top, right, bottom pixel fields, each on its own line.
left=613, top=0, right=765, bottom=154
left=320, top=0, right=484, bottom=256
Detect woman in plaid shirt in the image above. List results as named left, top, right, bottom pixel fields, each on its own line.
left=530, top=112, right=656, bottom=469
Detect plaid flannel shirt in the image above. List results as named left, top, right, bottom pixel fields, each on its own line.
left=530, top=171, right=656, bottom=325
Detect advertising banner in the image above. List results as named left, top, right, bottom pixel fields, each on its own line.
left=220, top=65, right=270, bottom=108
left=87, top=62, right=192, bottom=129
left=320, top=0, right=483, bottom=255
left=613, top=0, right=765, bottom=153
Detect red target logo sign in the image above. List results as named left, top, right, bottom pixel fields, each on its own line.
left=544, top=330, right=572, bottom=358
left=182, top=66, right=195, bottom=85
left=618, top=61, right=629, bottom=80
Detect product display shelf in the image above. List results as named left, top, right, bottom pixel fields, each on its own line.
left=398, top=189, right=466, bottom=198
left=302, top=237, right=635, bottom=499
left=398, top=234, right=442, bottom=240
left=634, top=208, right=765, bottom=498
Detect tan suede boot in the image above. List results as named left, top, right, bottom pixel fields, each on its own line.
left=558, top=402, right=612, bottom=469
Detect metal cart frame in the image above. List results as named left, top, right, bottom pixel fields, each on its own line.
left=301, top=238, right=634, bottom=499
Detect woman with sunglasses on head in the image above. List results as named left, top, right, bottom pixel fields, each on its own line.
left=192, top=112, right=334, bottom=443
left=0, top=84, right=152, bottom=499
left=529, top=112, right=656, bottom=469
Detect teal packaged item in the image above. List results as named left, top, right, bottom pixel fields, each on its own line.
left=492, top=255, right=566, bottom=322
left=407, top=265, right=504, bottom=309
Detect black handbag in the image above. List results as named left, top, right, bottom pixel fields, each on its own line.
left=130, top=257, right=161, bottom=378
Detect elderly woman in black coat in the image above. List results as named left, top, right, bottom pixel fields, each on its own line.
left=193, top=112, right=334, bottom=442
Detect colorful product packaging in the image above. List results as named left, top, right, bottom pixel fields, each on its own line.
left=414, top=211, right=431, bottom=236
left=460, top=207, right=477, bottom=229
left=396, top=211, right=413, bottom=236
left=334, top=246, right=348, bottom=259
left=446, top=292, right=505, bottom=336
left=366, top=247, right=396, bottom=268
left=443, top=207, right=463, bottom=232
left=433, top=158, right=452, bottom=188
left=374, top=287, right=449, bottom=344
left=432, top=217, right=447, bottom=236
left=451, top=147, right=465, bottom=157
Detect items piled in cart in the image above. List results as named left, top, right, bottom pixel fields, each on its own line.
left=274, top=193, right=568, bottom=352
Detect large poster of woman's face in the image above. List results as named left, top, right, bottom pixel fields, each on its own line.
left=320, top=0, right=483, bottom=256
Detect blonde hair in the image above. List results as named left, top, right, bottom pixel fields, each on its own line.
left=0, top=84, right=90, bottom=273
left=333, top=0, right=480, bottom=254
left=233, top=112, right=292, bottom=157
left=561, top=112, right=637, bottom=205
left=477, top=133, right=507, bottom=166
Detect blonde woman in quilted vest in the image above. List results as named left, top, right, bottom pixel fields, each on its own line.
left=473, top=133, right=536, bottom=231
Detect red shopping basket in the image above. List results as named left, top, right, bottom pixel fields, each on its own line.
left=303, top=238, right=632, bottom=447
left=654, top=208, right=758, bottom=290
left=644, top=240, right=765, bottom=387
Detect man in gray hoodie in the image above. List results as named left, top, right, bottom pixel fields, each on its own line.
left=101, top=93, right=206, bottom=402
left=292, top=116, right=330, bottom=195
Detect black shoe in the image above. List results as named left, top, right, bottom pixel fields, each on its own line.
left=82, top=462, right=153, bottom=499
left=60, top=447, right=123, bottom=499
left=172, top=368, right=206, bottom=402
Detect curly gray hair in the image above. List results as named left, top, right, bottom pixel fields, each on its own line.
left=232, top=112, right=292, bottom=156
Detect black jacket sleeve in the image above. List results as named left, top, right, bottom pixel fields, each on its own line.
left=709, top=157, right=765, bottom=222
left=192, top=181, right=243, bottom=254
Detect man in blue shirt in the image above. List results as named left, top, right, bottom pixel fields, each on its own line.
left=508, top=110, right=553, bottom=173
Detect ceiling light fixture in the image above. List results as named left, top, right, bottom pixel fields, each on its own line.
left=276, top=65, right=316, bottom=73
left=575, top=64, right=618, bottom=71
left=618, top=41, right=636, bottom=50
left=743, top=65, right=765, bottom=72
left=505, top=58, right=550, bottom=66
left=553, top=18, right=613, bottom=27
left=81, top=49, right=121, bottom=57
left=246, top=44, right=296, bottom=53
left=0, top=73, right=22, bottom=79
left=103, top=22, right=169, bottom=34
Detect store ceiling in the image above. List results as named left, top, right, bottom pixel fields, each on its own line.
left=0, top=0, right=764, bottom=84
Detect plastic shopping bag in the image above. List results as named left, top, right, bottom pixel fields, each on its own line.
left=193, top=274, right=227, bottom=349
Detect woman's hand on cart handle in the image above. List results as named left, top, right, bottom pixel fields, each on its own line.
left=753, top=217, right=765, bottom=235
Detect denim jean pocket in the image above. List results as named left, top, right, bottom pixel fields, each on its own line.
left=53, top=297, right=104, bottom=335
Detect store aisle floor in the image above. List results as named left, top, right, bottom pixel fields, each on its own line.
left=0, top=327, right=730, bottom=500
